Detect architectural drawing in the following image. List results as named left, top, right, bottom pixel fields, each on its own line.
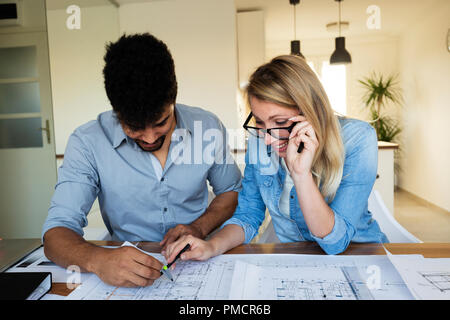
left=67, top=251, right=414, bottom=300
left=419, top=272, right=450, bottom=292
left=67, top=254, right=236, bottom=300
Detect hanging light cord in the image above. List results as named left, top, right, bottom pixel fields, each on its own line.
left=338, top=0, right=342, bottom=36
left=293, top=3, right=297, bottom=40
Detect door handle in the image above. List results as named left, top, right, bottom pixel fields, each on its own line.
left=38, top=119, right=51, bottom=144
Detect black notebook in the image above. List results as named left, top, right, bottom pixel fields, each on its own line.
left=0, top=272, right=52, bottom=300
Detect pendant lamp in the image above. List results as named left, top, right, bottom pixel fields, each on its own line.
left=289, top=0, right=304, bottom=58
left=330, top=0, right=352, bottom=64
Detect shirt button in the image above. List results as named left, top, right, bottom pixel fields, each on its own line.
left=290, top=195, right=294, bottom=199
left=161, top=177, right=165, bottom=182
left=163, top=208, right=168, bottom=212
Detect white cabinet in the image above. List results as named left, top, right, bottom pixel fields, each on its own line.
left=373, top=141, right=399, bottom=216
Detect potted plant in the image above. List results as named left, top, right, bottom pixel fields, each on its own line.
left=358, top=73, right=403, bottom=142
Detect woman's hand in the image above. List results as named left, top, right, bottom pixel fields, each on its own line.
left=160, top=223, right=204, bottom=254
left=285, top=115, right=319, bottom=180
left=164, top=234, right=216, bottom=265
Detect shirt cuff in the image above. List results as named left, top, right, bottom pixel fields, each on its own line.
left=221, top=218, right=257, bottom=244
left=309, top=211, right=348, bottom=246
left=41, top=219, right=86, bottom=243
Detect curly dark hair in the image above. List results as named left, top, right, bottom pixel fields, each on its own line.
left=103, top=33, right=177, bottom=131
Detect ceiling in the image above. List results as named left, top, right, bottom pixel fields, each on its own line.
left=235, top=0, right=441, bottom=41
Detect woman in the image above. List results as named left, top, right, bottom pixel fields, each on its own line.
left=165, top=55, right=388, bottom=262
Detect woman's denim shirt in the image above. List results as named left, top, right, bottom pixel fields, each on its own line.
left=222, top=117, right=388, bottom=255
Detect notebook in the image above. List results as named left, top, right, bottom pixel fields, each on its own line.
left=0, top=272, right=52, bottom=300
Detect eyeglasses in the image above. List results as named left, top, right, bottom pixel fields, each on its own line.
left=243, top=112, right=296, bottom=140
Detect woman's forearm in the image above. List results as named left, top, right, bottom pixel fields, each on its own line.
left=293, top=172, right=335, bottom=238
left=209, top=224, right=245, bottom=256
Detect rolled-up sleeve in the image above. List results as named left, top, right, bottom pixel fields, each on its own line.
left=42, top=132, right=99, bottom=241
left=310, top=123, right=378, bottom=255
left=221, top=151, right=266, bottom=243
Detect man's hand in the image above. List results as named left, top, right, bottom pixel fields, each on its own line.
left=43, top=227, right=163, bottom=288
left=93, top=246, right=163, bottom=287
left=160, top=224, right=204, bottom=254
left=160, top=191, right=238, bottom=254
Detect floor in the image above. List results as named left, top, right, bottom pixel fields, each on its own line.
left=394, top=189, right=450, bottom=242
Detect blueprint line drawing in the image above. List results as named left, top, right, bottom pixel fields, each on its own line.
left=135, top=257, right=235, bottom=300
left=419, top=272, right=450, bottom=292
left=341, top=266, right=374, bottom=300
left=66, top=247, right=414, bottom=300
left=229, top=261, right=381, bottom=300
left=229, top=255, right=412, bottom=300
left=271, top=267, right=364, bottom=300
left=67, top=254, right=236, bottom=300
left=385, top=252, right=450, bottom=300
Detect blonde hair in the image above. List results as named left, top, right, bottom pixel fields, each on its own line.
left=246, top=55, right=345, bottom=202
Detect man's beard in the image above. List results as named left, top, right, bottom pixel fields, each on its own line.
left=135, top=135, right=166, bottom=152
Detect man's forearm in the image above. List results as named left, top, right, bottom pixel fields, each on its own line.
left=45, top=227, right=165, bottom=287
left=191, top=191, right=238, bottom=238
left=43, top=227, right=102, bottom=273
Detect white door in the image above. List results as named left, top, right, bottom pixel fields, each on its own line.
left=0, top=31, right=57, bottom=239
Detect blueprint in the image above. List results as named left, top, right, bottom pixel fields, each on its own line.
left=387, top=253, right=450, bottom=300
left=228, top=254, right=414, bottom=300
left=67, top=253, right=235, bottom=300
left=229, top=256, right=413, bottom=300
left=66, top=242, right=414, bottom=300
left=67, top=242, right=235, bottom=300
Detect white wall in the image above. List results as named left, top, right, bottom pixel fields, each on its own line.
left=237, top=10, right=265, bottom=89
left=397, top=1, right=450, bottom=211
left=118, top=0, right=240, bottom=136
left=345, top=37, right=400, bottom=121
left=48, top=1, right=241, bottom=153
left=236, top=10, right=265, bottom=131
left=47, top=5, right=119, bottom=154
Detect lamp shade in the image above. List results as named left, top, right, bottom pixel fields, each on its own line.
left=330, top=37, right=351, bottom=64
left=290, top=40, right=304, bottom=58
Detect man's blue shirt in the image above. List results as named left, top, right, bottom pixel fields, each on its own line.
left=42, top=104, right=243, bottom=241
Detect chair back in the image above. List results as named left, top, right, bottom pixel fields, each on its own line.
left=368, top=190, right=422, bottom=243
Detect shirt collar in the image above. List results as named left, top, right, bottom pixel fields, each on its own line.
left=111, top=104, right=192, bottom=149
left=173, top=104, right=193, bottom=135
left=112, top=112, right=128, bottom=149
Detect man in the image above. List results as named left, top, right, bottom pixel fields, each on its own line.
left=42, top=33, right=242, bottom=287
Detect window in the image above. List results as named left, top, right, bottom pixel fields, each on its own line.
left=307, top=59, right=347, bottom=115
